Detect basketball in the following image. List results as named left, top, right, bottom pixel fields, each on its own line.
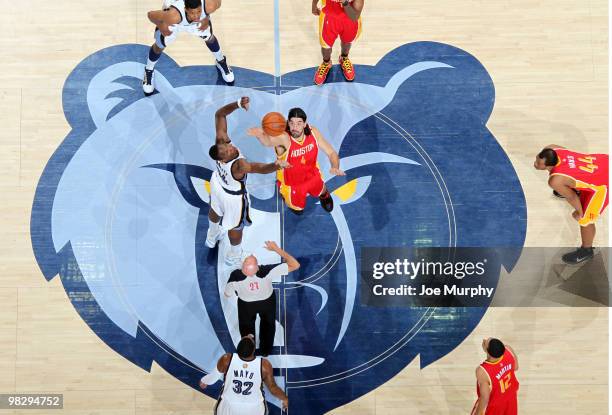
left=262, top=112, right=287, bottom=136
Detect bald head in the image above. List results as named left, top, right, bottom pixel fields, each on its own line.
left=242, top=255, right=259, bottom=276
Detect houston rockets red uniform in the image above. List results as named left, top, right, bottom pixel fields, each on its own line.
left=471, top=350, right=519, bottom=415
left=319, top=0, right=362, bottom=48
left=549, top=148, right=609, bottom=226
left=277, top=131, right=325, bottom=211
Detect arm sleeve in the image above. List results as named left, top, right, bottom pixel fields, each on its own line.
left=265, top=263, right=289, bottom=282
left=201, top=368, right=223, bottom=385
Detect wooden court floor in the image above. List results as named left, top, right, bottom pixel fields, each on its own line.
left=0, top=0, right=608, bottom=413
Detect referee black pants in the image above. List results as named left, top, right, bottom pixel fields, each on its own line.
left=237, top=292, right=276, bottom=356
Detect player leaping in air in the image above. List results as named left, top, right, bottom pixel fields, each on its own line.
left=248, top=107, right=344, bottom=215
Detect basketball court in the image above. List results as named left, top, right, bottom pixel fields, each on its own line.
left=1, top=0, right=609, bottom=413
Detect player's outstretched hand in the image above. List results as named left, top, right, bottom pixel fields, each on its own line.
left=264, top=241, right=280, bottom=252
left=281, top=397, right=289, bottom=411
left=240, top=96, right=250, bottom=110
left=198, top=380, right=208, bottom=390
left=330, top=167, right=345, bottom=176
left=572, top=210, right=582, bottom=222
left=275, top=159, right=291, bottom=169
left=247, top=127, right=264, bottom=137
left=312, top=4, right=320, bottom=15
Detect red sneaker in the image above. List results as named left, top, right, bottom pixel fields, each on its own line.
left=339, top=55, right=355, bottom=81
left=314, top=60, right=332, bottom=85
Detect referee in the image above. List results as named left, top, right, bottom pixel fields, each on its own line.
left=224, top=241, right=300, bottom=357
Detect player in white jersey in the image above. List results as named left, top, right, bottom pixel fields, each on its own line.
left=143, top=0, right=234, bottom=95
left=207, top=97, right=290, bottom=265
left=200, top=335, right=289, bottom=415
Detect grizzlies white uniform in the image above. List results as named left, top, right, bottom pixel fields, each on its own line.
left=155, top=0, right=212, bottom=48
left=215, top=354, right=267, bottom=415
left=210, top=151, right=252, bottom=231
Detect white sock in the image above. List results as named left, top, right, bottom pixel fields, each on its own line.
left=229, top=243, right=241, bottom=256
left=207, top=220, right=220, bottom=236
left=213, top=50, right=225, bottom=62
left=145, top=58, right=157, bottom=71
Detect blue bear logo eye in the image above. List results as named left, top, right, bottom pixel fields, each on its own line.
left=145, top=161, right=386, bottom=209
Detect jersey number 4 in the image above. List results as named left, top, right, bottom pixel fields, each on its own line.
left=232, top=380, right=254, bottom=395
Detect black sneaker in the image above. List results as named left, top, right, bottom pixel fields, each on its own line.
left=319, top=193, right=334, bottom=213
left=142, top=68, right=155, bottom=96
left=561, top=247, right=594, bottom=265
left=215, top=56, right=235, bottom=84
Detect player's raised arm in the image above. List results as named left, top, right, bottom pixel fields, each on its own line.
left=343, top=0, right=364, bottom=21
left=147, top=9, right=182, bottom=36
left=262, top=359, right=288, bottom=410
left=473, top=366, right=491, bottom=415
left=247, top=127, right=288, bottom=148
left=199, top=353, right=231, bottom=389
left=505, top=344, right=519, bottom=371
left=215, top=97, right=249, bottom=144
left=311, top=127, right=345, bottom=176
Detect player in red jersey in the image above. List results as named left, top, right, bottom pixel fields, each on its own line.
left=248, top=107, right=345, bottom=215
left=312, top=0, right=364, bottom=85
left=471, top=338, right=519, bottom=415
left=535, top=145, right=609, bottom=264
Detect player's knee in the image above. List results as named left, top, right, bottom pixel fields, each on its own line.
left=205, top=34, right=216, bottom=45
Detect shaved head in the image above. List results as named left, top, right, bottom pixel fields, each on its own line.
left=242, top=255, right=259, bottom=276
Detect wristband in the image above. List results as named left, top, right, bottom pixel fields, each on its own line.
left=201, top=368, right=223, bottom=385
left=237, top=99, right=243, bottom=109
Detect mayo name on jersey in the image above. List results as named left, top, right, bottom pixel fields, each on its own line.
left=221, top=354, right=264, bottom=406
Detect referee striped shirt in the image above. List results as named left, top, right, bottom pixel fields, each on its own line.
left=224, top=263, right=289, bottom=302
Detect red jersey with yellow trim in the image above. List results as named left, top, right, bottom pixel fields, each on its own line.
left=279, top=131, right=321, bottom=185
left=322, top=0, right=353, bottom=15
left=476, top=350, right=519, bottom=404
left=549, top=149, right=608, bottom=188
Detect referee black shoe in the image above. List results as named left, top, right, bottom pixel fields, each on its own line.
left=561, top=247, right=594, bottom=265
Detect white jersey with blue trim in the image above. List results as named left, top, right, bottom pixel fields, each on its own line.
left=162, top=0, right=212, bottom=38
left=220, top=354, right=265, bottom=407
left=211, top=150, right=247, bottom=194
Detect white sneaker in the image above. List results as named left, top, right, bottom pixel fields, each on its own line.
left=225, top=250, right=243, bottom=267
left=205, top=229, right=222, bottom=248
left=216, top=56, right=235, bottom=84
left=142, top=68, right=155, bottom=96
